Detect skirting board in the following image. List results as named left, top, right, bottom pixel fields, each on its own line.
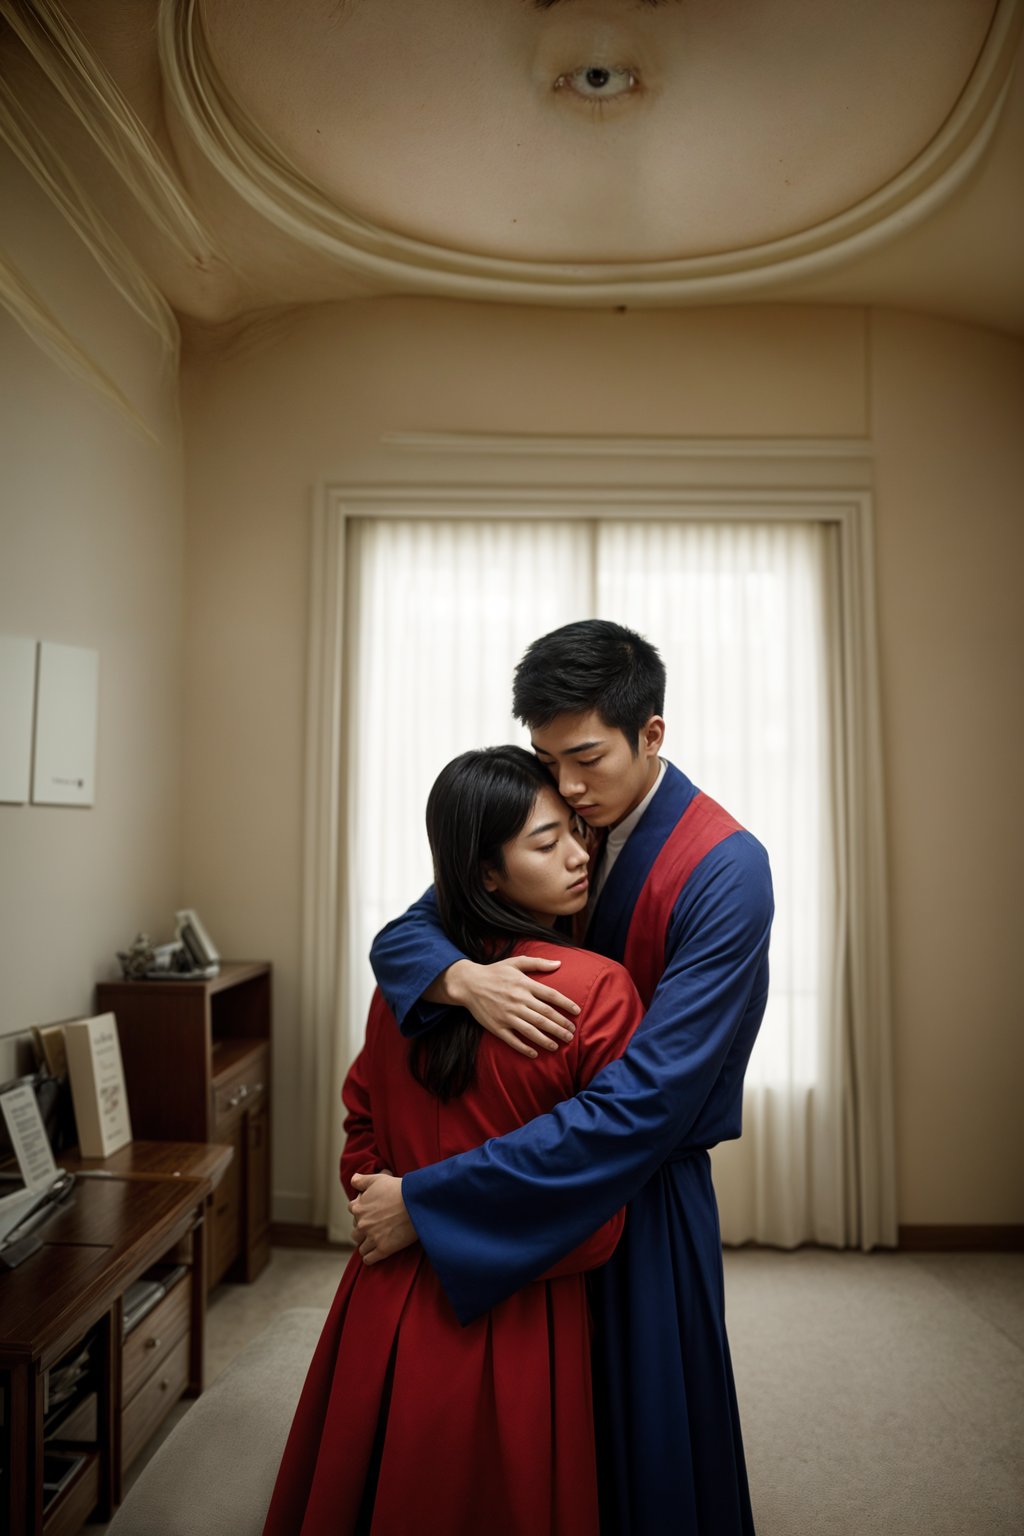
left=270, top=1222, right=1024, bottom=1255
left=897, top=1225, right=1024, bottom=1252
left=270, top=1221, right=350, bottom=1251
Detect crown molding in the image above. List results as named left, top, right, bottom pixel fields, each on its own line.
left=381, top=433, right=873, bottom=460
left=327, top=434, right=875, bottom=493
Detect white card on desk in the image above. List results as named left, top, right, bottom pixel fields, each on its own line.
left=1, top=1082, right=60, bottom=1192
left=0, top=1084, right=67, bottom=1245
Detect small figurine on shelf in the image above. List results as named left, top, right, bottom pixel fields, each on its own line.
left=117, top=933, right=155, bottom=980
left=116, top=913, right=220, bottom=981
left=116, top=933, right=199, bottom=980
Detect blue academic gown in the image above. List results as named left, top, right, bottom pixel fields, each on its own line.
left=370, top=764, right=773, bottom=1536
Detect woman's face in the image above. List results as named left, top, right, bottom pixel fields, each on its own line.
left=484, top=784, right=590, bottom=926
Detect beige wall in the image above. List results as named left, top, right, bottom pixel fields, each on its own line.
left=0, top=149, right=185, bottom=1077
left=180, top=296, right=1023, bottom=1229
left=870, top=310, right=1024, bottom=1224
left=182, top=300, right=868, bottom=1221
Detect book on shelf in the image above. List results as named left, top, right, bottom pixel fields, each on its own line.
left=122, top=1262, right=189, bottom=1336
left=42, top=1449, right=87, bottom=1502
left=31, top=1022, right=68, bottom=1080
left=44, top=1335, right=95, bottom=1421
left=64, top=1013, right=132, bottom=1159
left=122, top=1279, right=165, bottom=1335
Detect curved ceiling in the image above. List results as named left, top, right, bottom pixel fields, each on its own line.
left=3, top=0, right=1023, bottom=336
left=204, top=0, right=1000, bottom=265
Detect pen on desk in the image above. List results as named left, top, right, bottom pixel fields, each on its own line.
left=0, top=1173, right=76, bottom=1247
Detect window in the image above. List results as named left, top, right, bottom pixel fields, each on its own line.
left=304, top=443, right=894, bottom=1250
left=344, top=516, right=831, bottom=1091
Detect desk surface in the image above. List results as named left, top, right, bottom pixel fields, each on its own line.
left=61, top=1140, right=233, bottom=1188
left=0, top=1169, right=210, bottom=1368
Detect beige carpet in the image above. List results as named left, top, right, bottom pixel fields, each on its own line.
left=725, top=1249, right=1023, bottom=1535
left=90, top=1246, right=1024, bottom=1534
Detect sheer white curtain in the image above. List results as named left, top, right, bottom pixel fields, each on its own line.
left=598, top=521, right=842, bottom=1244
left=317, top=519, right=591, bottom=1238
left=317, top=511, right=893, bottom=1249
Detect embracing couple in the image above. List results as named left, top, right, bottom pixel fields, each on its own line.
left=263, top=619, right=774, bottom=1536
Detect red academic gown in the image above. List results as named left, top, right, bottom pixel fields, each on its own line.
left=371, top=764, right=774, bottom=1534
left=262, top=942, right=642, bottom=1536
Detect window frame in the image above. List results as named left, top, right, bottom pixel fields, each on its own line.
left=300, top=434, right=894, bottom=1246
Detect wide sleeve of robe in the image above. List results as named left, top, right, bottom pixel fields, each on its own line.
left=402, top=834, right=774, bottom=1323
left=370, top=886, right=464, bottom=1035
left=537, top=959, right=642, bottom=1279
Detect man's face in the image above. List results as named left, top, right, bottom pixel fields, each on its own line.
left=530, top=708, right=664, bottom=830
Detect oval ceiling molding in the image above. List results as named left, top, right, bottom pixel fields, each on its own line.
left=177, top=0, right=1021, bottom=309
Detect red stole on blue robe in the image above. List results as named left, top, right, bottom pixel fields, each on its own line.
left=623, top=791, right=743, bottom=1006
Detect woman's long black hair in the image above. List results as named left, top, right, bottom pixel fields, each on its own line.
left=409, top=746, right=575, bottom=1102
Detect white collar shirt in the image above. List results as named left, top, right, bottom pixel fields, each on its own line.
left=587, top=758, right=667, bottom=918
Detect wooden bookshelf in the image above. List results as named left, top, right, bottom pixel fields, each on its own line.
left=95, top=964, right=272, bottom=1289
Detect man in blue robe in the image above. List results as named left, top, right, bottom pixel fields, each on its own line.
left=351, top=619, right=774, bottom=1535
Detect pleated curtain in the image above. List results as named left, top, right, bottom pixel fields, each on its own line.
left=315, top=514, right=895, bottom=1251
left=315, top=520, right=591, bottom=1238
left=597, top=522, right=845, bottom=1245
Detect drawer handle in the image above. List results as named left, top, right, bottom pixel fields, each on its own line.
left=145, top=1336, right=161, bottom=1351
left=226, top=1081, right=264, bottom=1108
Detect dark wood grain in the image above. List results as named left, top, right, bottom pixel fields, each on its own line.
left=211, top=1038, right=268, bottom=1091
left=62, top=1141, right=233, bottom=1189
left=1, top=1171, right=211, bottom=1535
left=1, top=1180, right=203, bottom=1366
left=0, top=1245, right=111, bottom=1363
left=95, top=990, right=211, bottom=1142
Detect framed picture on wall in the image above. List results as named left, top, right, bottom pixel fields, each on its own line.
left=32, top=641, right=99, bottom=807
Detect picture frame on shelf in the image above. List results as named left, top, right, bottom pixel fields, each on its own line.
left=175, top=908, right=220, bottom=977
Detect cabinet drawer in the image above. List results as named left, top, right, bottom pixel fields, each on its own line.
left=247, top=1101, right=271, bottom=1242
left=41, top=1447, right=100, bottom=1536
left=122, top=1277, right=191, bottom=1405
left=209, top=1200, right=241, bottom=1288
left=121, top=1332, right=190, bottom=1471
left=208, top=1120, right=243, bottom=1288
left=212, top=1048, right=268, bottom=1132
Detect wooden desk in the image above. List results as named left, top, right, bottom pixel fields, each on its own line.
left=0, top=1145, right=229, bottom=1536
left=61, top=1141, right=234, bottom=1189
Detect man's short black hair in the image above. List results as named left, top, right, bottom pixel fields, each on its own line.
left=512, top=619, right=666, bottom=749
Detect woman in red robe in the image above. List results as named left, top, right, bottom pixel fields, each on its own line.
left=262, top=747, right=643, bottom=1536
